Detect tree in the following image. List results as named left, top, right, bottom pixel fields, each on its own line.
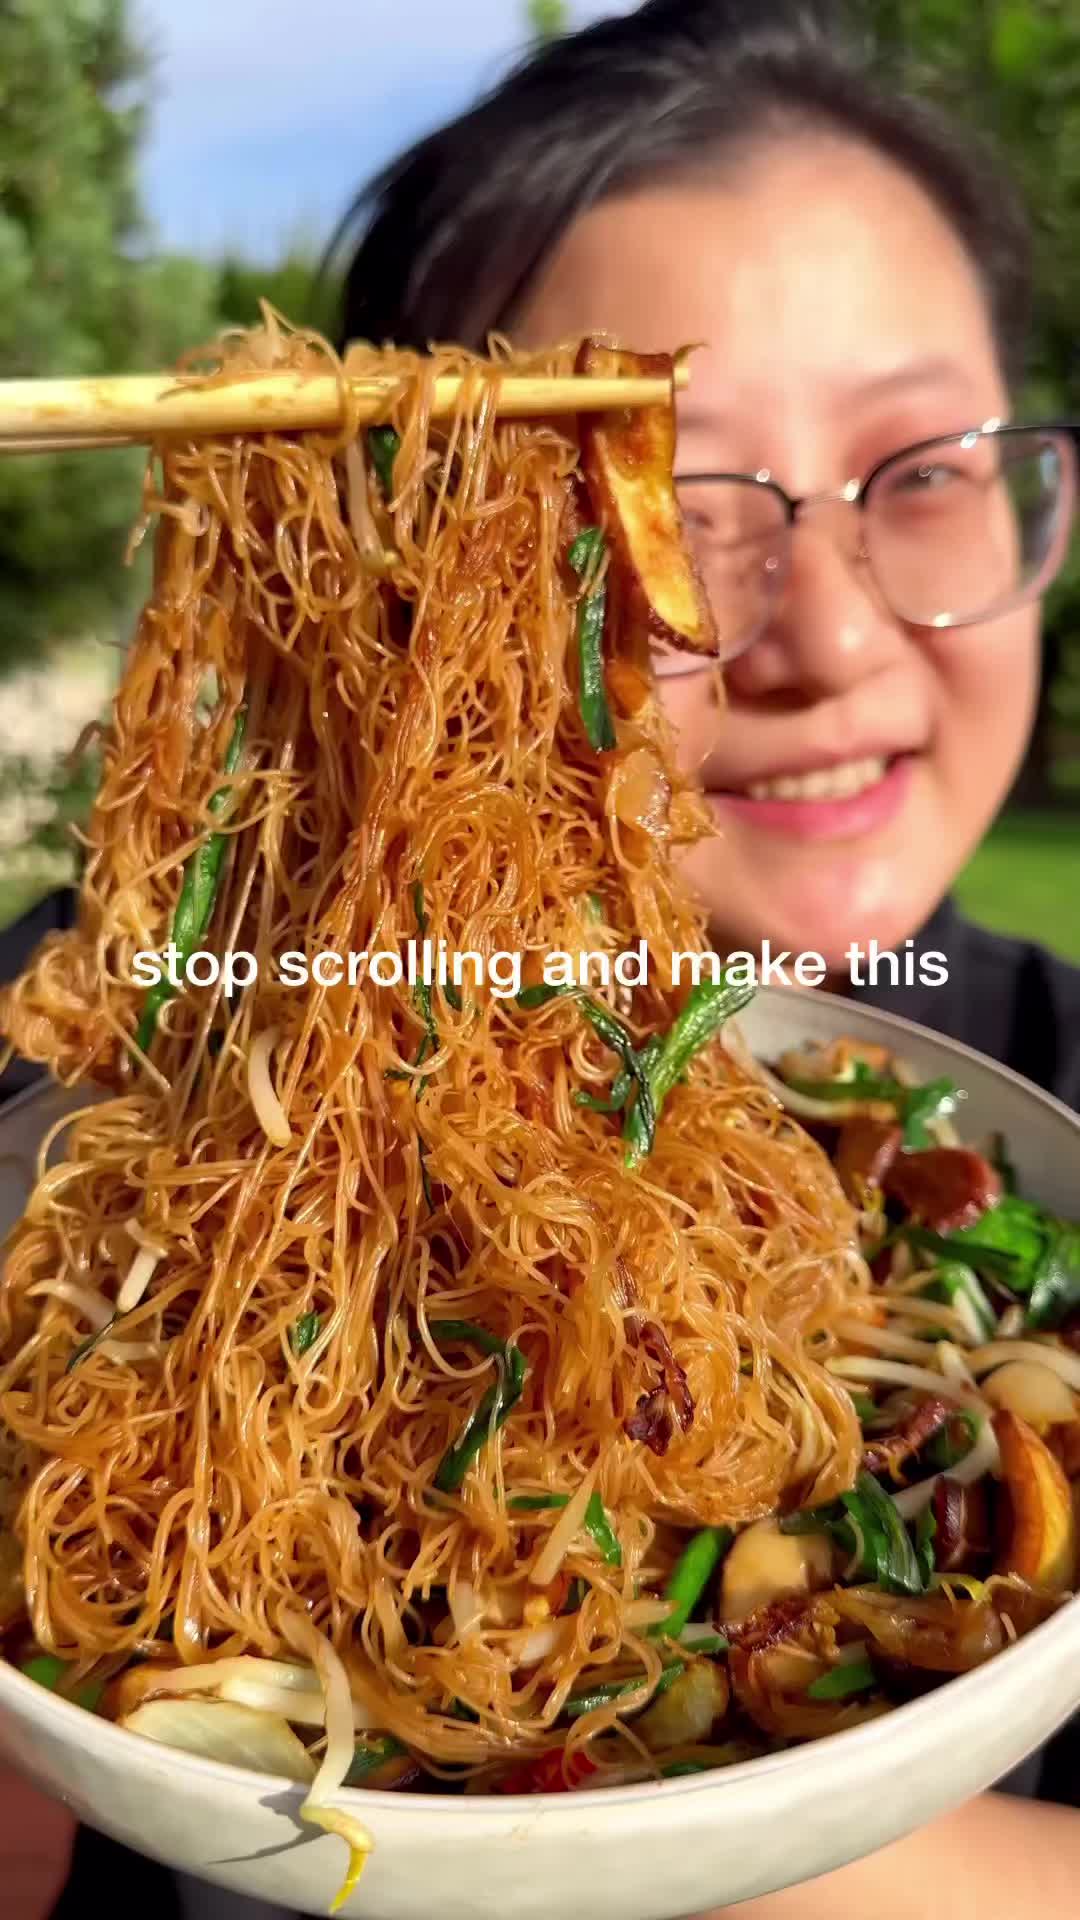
left=861, top=0, right=1080, bottom=797
left=0, top=1, right=220, bottom=663
left=528, top=0, right=569, bottom=40
left=0, top=1, right=220, bottom=925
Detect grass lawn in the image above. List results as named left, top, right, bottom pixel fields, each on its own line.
left=955, top=810, right=1080, bottom=963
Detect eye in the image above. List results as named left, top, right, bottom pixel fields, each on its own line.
left=891, top=460, right=962, bottom=495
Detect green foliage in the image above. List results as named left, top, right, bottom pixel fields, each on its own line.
left=216, top=252, right=339, bottom=338
left=0, top=2, right=222, bottom=662
left=528, top=0, right=569, bottom=40
left=860, top=0, right=1080, bottom=798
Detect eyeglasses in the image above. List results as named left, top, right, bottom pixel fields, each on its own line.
left=665, top=423, right=1078, bottom=671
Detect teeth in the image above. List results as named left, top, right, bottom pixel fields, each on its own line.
left=746, top=757, right=888, bottom=802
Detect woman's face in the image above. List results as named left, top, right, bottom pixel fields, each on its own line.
left=519, top=137, right=1040, bottom=970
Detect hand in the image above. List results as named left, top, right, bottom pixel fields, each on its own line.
left=697, top=1793, right=1080, bottom=1920
left=0, top=1769, right=76, bottom=1920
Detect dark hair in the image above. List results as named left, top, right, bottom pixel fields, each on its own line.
left=331, top=0, right=1031, bottom=380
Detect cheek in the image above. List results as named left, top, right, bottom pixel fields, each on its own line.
left=927, top=611, right=1039, bottom=779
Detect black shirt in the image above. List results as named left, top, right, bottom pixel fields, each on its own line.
left=851, top=895, right=1080, bottom=1113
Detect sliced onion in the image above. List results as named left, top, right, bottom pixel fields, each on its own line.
left=530, top=1466, right=598, bottom=1588
left=752, top=1059, right=876, bottom=1122
left=27, top=1279, right=113, bottom=1329
left=828, top=1356, right=986, bottom=1408
left=511, top=1621, right=565, bottom=1666
left=981, top=1360, right=1078, bottom=1430
left=448, top=1580, right=484, bottom=1642
left=892, top=1414, right=1001, bottom=1519
left=137, top=1655, right=319, bottom=1697
left=248, top=1027, right=292, bottom=1147
left=623, top=1597, right=672, bottom=1630
left=878, top=1293, right=973, bottom=1339
left=122, top=1696, right=315, bottom=1781
left=835, top=1316, right=940, bottom=1363
left=966, top=1340, right=1080, bottom=1394
left=936, top=1341, right=979, bottom=1388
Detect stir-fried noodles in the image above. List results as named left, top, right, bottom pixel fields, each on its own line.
left=0, top=320, right=1074, bottom=1871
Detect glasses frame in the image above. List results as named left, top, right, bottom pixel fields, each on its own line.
left=676, top=420, right=1079, bottom=637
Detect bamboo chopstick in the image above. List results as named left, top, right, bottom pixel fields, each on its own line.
left=0, top=363, right=690, bottom=455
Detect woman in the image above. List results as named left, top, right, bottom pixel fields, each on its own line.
left=334, top=0, right=1080, bottom=1113
left=328, top=2, right=1080, bottom=1914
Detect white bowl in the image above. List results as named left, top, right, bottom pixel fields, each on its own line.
left=0, top=985, right=1078, bottom=1919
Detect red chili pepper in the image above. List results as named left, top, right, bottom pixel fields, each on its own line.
left=495, top=1747, right=598, bottom=1794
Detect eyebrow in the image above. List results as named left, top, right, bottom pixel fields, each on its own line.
left=677, top=357, right=980, bottom=436
left=851, top=356, right=979, bottom=402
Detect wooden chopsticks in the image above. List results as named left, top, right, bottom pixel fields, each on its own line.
left=0, top=364, right=690, bottom=455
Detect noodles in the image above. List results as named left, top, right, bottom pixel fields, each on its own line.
left=0, top=315, right=866, bottom=1776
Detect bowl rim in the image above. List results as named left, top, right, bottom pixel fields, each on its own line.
left=2, top=1592, right=1078, bottom=1817
left=2, top=986, right=1079, bottom=1819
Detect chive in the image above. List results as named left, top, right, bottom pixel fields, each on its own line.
left=568, top=528, right=616, bottom=752
left=914, top=1501, right=937, bottom=1586
left=21, top=1653, right=103, bottom=1712
left=21, top=1654, right=66, bottom=1690
left=573, top=1073, right=632, bottom=1114
left=925, top=1408, right=979, bottom=1471
left=418, top=1137, right=435, bottom=1215
left=901, top=1225, right=1020, bottom=1278
left=429, top=1319, right=506, bottom=1358
left=563, top=1658, right=684, bottom=1720
left=583, top=1492, right=622, bottom=1568
left=66, top=1314, right=118, bottom=1374
left=806, top=1656, right=875, bottom=1701
left=344, top=1734, right=407, bottom=1786
left=444, top=983, right=464, bottom=1013
left=410, top=881, right=439, bottom=1092
left=289, top=1311, right=321, bottom=1356
left=585, top=892, right=604, bottom=922
left=649, top=1527, right=732, bottom=1640
left=580, top=998, right=656, bottom=1158
left=661, top=1759, right=710, bottom=1777
left=624, top=979, right=755, bottom=1166
left=900, top=1077, right=958, bottom=1149
left=850, top=1393, right=877, bottom=1423
left=786, top=1472, right=927, bottom=1597
left=368, top=426, right=401, bottom=499
left=922, top=1263, right=996, bottom=1343
left=676, top=1628, right=728, bottom=1654
left=508, top=1488, right=621, bottom=1565
left=432, top=1323, right=529, bottom=1493
left=135, top=706, right=247, bottom=1053
left=517, top=982, right=575, bottom=1010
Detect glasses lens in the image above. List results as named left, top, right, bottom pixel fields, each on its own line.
left=668, top=477, right=788, bottom=669
left=866, top=429, right=1073, bottom=628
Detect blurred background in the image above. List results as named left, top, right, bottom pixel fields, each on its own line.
left=0, top=0, right=1075, bottom=956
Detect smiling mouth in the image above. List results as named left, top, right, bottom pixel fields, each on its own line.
left=733, top=754, right=900, bottom=803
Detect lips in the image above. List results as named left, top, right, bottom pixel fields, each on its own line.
left=710, top=754, right=915, bottom=843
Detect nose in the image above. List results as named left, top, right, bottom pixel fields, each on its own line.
left=723, top=509, right=903, bottom=703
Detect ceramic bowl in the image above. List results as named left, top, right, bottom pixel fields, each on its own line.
left=0, top=985, right=1077, bottom=1919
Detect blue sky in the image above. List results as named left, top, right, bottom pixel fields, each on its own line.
left=134, top=1, right=626, bottom=259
